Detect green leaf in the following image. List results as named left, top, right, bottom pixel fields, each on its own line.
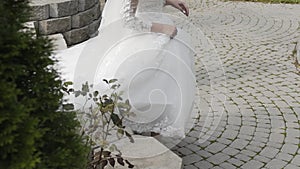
left=93, top=91, right=99, bottom=97
left=63, top=81, right=73, bottom=87
left=125, top=99, right=130, bottom=105
left=117, top=157, right=125, bottom=166
left=103, top=79, right=109, bottom=84
left=102, top=151, right=111, bottom=157
left=82, top=82, right=89, bottom=93
left=103, top=99, right=114, bottom=107
left=125, top=160, right=134, bottom=168
left=63, top=103, right=74, bottom=111
left=74, top=91, right=81, bottom=97
left=125, top=131, right=134, bottom=143
left=100, top=160, right=108, bottom=168
left=81, top=91, right=87, bottom=96
left=62, top=87, right=68, bottom=92
left=111, top=113, right=122, bottom=127
left=102, top=94, right=108, bottom=98
left=108, top=158, right=115, bottom=167
left=101, top=103, right=114, bottom=113
left=117, top=129, right=124, bottom=136
left=109, top=79, right=118, bottom=83
left=111, top=84, right=118, bottom=89
left=109, top=144, right=117, bottom=152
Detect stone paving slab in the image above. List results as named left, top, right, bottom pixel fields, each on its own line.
left=168, top=1, right=300, bottom=168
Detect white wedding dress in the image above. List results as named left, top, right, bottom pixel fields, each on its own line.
left=57, top=0, right=196, bottom=138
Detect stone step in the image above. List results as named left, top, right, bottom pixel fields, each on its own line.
left=105, top=135, right=182, bottom=169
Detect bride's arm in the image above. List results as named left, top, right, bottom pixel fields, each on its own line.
left=165, top=0, right=189, bottom=16
left=121, top=0, right=177, bottom=38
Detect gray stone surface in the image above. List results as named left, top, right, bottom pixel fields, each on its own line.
left=105, top=135, right=182, bottom=169
left=71, top=4, right=99, bottom=28
left=291, top=155, right=300, bottom=165
left=30, top=0, right=101, bottom=46
left=93, top=2, right=101, bottom=20
left=63, top=25, right=89, bottom=45
left=30, top=4, right=49, bottom=21
left=78, top=0, right=96, bottom=11
left=168, top=1, right=300, bottom=168
left=242, top=160, right=264, bottom=169
left=183, top=154, right=202, bottom=165
left=49, top=0, right=79, bottom=18
left=88, top=17, right=101, bottom=37
left=38, top=16, right=71, bottom=35
left=265, top=159, right=288, bottom=169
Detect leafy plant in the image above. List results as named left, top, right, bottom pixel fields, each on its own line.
left=0, top=0, right=89, bottom=168
left=63, top=79, right=135, bottom=169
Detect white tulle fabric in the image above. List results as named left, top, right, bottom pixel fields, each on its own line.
left=57, top=0, right=195, bottom=138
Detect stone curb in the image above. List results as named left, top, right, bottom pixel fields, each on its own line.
left=104, top=135, right=183, bottom=169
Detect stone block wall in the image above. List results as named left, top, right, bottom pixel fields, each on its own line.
left=30, top=0, right=101, bottom=46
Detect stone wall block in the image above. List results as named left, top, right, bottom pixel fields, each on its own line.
left=93, top=2, right=101, bottom=20
left=88, top=17, right=101, bottom=37
left=38, top=16, right=71, bottom=35
left=78, top=0, right=96, bottom=11
left=72, top=5, right=97, bottom=28
left=30, top=4, right=49, bottom=21
left=49, top=0, right=79, bottom=18
left=30, top=0, right=102, bottom=46
left=63, top=26, right=90, bottom=45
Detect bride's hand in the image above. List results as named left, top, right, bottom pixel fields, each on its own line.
left=151, top=23, right=178, bottom=39
left=165, top=0, right=189, bottom=16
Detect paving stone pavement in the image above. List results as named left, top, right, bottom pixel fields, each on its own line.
left=168, top=1, right=300, bottom=168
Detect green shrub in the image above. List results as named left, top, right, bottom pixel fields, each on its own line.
left=0, top=0, right=89, bottom=168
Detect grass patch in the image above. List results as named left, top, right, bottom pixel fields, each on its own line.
left=228, top=0, right=300, bottom=4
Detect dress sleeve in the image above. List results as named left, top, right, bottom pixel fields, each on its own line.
left=121, top=0, right=152, bottom=32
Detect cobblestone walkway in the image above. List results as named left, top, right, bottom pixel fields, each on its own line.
left=170, top=1, right=300, bottom=168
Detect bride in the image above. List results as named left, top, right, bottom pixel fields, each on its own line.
left=59, top=0, right=196, bottom=138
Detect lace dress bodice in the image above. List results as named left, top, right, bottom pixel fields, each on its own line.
left=137, top=0, right=165, bottom=12
left=120, top=0, right=168, bottom=32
